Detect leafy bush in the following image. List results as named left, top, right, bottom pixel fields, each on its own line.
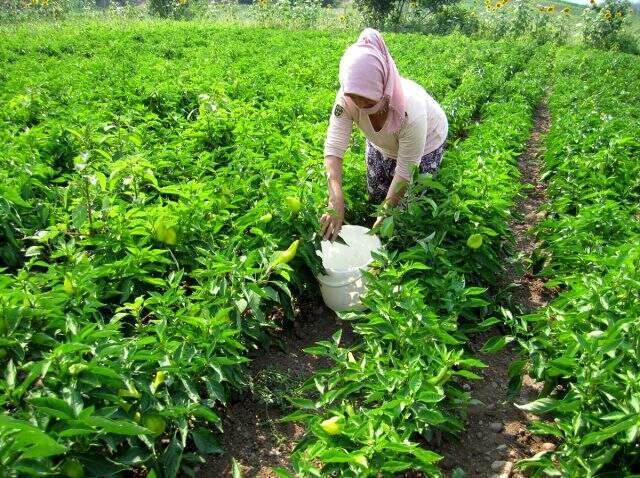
left=405, top=3, right=480, bottom=35
left=147, top=0, right=208, bottom=18
left=354, top=0, right=462, bottom=28
left=479, top=0, right=569, bottom=44
left=253, top=0, right=324, bottom=28
left=0, top=0, right=72, bottom=21
left=511, top=48, right=640, bottom=478
left=582, top=0, right=634, bottom=51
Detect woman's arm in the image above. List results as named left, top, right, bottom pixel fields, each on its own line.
left=372, top=176, right=407, bottom=229
left=320, top=155, right=345, bottom=241
left=321, top=92, right=354, bottom=241
left=384, top=175, right=409, bottom=206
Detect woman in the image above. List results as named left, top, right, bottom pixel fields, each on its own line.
left=320, top=28, right=448, bottom=242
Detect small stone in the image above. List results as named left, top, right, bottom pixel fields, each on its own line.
left=541, top=442, right=556, bottom=451
left=486, top=403, right=496, bottom=410
left=476, top=432, right=483, bottom=439
left=490, top=422, right=504, bottom=432
left=479, top=419, right=484, bottom=425
left=463, top=383, right=471, bottom=391
left=491, top=460, right=508, bottom=471
left=491, top=460, right=513, bottom=476
left=491, top=381, right=499, bottom=388
left=496, top=444, right=508, bottom=452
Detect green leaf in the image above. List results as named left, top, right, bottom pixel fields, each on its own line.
left=481, top=335, right=514, bottom=353
left=515, top=398, right=559, bottom=414
left=191, top=427, right=223, bottom=455
left=72, top=205, right=88, bottom=229
left=0, top=415, right=67, bottom=459
left=380, top=216, right=394, bottom=238
left=160, top=435, right=182, bottom=478
left=82, top=416, right=151, bottom=436
left=30, top=397, right=75, bottom=420
left=191, top=405, right=221, bottom=424
left=273, top=468, right=295, bottom=478
left=581, top=417, right=638, bottom=446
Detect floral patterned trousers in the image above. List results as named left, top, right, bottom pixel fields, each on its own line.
left=365, top=140, right=447, bottom=204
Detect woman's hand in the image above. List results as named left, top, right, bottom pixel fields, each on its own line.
left=320, top=197, right=344, bottom=242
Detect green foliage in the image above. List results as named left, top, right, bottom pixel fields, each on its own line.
left=252, top=0, right=324, bottom=28
left=479, top=0, right=569, bottom=44
left=1, top=19, right=639, bottom=478
left=0, top=0, right=73, bottom=21
left=353, top=0, right=402, bottom=27
left=509, top=49, right=640, bottom=476
left=582, top=0, right=635, bottom=51
left=0, top=24, right=547, bottom=477
left=422, top=4, right=480, bottom=36
left=147, top=0, right=208, bottom=19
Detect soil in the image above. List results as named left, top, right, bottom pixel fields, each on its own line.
left=198, top=102, right=554, bottom=478
left=435, top=101, right=555, bottom=477
left=198, top=303, right=355, bottom=478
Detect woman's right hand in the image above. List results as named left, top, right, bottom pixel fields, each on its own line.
left=320, top=197, right=344, bottom=242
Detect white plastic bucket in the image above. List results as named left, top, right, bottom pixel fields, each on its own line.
left=316, top=225, right=382, bottom=312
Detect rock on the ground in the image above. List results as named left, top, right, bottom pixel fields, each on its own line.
left=490, top=422, right=503, bottom=432
left=496, top=444, right=508, bottom=452
left=541, top=442, right=556, bottom=451
left=490, top=460, right=513, bottom=477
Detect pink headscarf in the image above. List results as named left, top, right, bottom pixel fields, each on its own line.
left=339, top=28, right=406, bottom=133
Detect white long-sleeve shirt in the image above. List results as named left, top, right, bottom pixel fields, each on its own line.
left=324, top=77, right=448, bottom=180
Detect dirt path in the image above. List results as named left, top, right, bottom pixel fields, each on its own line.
left=436, top=101, right=555, bottom=478
left=199, top=304, right=354, bottom=478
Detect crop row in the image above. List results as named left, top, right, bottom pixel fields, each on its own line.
left=510, top=49, right=640, bottom=477
left=281, top=47, right=553, bottom=477
left=0, top=23, right=541, bottom=477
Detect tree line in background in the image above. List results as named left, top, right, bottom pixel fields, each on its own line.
left=0, top=0, right=638, bottom=58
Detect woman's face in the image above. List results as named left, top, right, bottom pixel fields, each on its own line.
left=346, top=93, right=378, bottom=109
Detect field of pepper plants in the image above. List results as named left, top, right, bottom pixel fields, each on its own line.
left=1, top=19, right=639, bottom=478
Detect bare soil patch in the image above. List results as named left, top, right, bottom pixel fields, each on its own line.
left=199, top=303, right=354, bottom=477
